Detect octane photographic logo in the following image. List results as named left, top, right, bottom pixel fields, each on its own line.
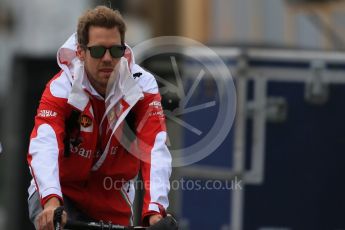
left=128, top=36, right=236, bottom=167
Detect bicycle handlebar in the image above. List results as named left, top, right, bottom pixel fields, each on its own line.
left=54, top=207, right=178, bottom=230
left=64, top=220, right=147, bottom=230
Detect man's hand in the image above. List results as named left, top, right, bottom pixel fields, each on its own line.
left=149, top=214, right=163, bottom=226
left=36, top=197, right=67, bottom=230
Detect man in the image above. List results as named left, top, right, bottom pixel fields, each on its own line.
left=27, top=6, right=172, bottom=230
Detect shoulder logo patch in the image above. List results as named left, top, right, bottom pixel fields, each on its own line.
left=133, top=72, right=142, bottom=79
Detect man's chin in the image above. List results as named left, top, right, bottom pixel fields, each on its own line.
left=99, top=72, right=112, bottom=80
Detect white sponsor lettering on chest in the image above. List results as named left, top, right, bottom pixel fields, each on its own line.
left=38, top=110, right=57, bottom=117
left=70, top=146, right=92, bottom=158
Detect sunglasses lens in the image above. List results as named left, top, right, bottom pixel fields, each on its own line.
left=89, top=46, right=106, bottom=58
left=110, top=46, right=125, bottom=58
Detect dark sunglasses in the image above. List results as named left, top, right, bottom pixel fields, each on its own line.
left=86, top=45, right=126, bottom=58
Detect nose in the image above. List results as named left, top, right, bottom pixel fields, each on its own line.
left=101, top=49, right=112, bottom=62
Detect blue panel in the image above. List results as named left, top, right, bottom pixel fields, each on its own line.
left=180, top=76, right=235, bottom=230
left=181, top=77, right=234, bottom=168
left=245, top=80, right=254, bottom=171
left=244, top=82, right=345, bottom=230
left=182, top=179, right=232, bottom=230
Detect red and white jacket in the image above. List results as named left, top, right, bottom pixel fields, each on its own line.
left=27, top=33, right=172, bottom=225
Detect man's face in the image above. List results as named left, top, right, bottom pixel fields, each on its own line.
left=78, top=26, right=122, bottom=96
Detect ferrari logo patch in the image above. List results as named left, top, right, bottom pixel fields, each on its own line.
left=80, top=114, right=92, bottom=128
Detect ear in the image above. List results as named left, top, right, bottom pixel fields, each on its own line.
left=77, top=44, right=86, bottom=61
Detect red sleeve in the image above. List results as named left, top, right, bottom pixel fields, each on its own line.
left=27, top=72, right=70, bottom=206
left=131, top=92, right=171, bottom=225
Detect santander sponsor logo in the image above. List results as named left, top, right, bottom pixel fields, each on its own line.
left=70, top=145, right=92, bottom=159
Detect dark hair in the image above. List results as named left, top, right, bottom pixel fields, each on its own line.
left=77, top=6, right=126, bottom=47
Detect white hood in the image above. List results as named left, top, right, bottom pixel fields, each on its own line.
left=56, top=33, right=142, bottom=111
left=56, top=32, right=136, bottom=82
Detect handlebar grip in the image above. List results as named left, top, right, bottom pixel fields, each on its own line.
left=53, top=206, right=65, bottom=230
